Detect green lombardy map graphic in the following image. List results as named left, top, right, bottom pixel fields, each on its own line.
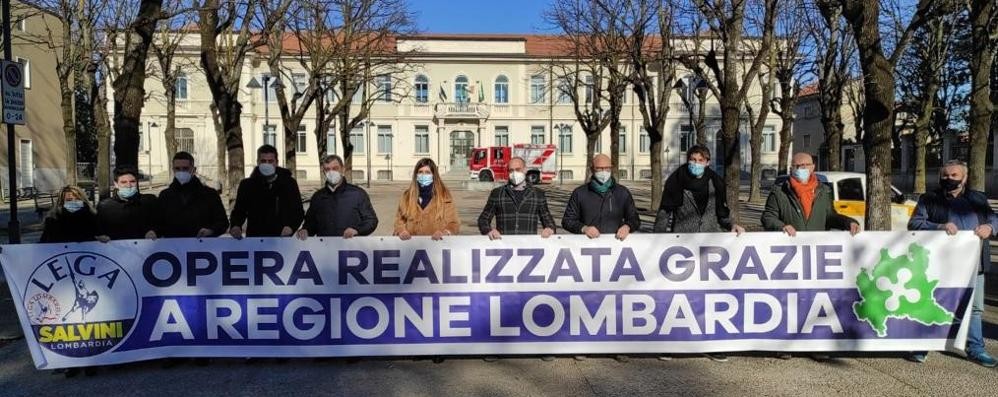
left=853, top=243, right=955, bottom=337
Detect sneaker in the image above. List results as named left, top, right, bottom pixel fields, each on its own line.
left=483, top=356, right=499, bottom=362
left=573, top=355, right=587, bottom=361
left=811, top=353, right=830, bottom=361
left=704, top=353, right=728, bottom=362
left=540, top=356, right=555, bottom=362
left=614, top=355, right=629, bottom=363
left=776, top=353, right=792, bottom=360
left=657, top=355, right=672, bottom=361
left=906, top=353, right=927, bottom=364
left=966, top=351, right=998, bottom=368
left=431, top=357, right=445, bottom=364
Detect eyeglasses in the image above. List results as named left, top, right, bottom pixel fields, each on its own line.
left=792, top=163, right=813, bottom=168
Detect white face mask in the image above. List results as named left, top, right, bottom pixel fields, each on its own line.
left=509, top=171, right=526, bottom=186
left=174, top=171, right=193, bottom=185
left=594, top=170, right=612, bottom=184
left=325, top=170, right=342, bottom=186
left=258, top=163, right=276, bottom=177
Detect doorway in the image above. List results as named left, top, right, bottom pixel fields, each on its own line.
left=450, top=130, right=474, bottom=169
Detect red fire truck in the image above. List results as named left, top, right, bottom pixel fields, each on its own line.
left=468, top=144, right=557, bottom=183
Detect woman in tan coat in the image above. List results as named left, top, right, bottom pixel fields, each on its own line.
left=394, top=158, right=460, bottom=240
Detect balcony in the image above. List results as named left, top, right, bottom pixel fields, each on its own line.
left=434, top=102, right=490, bottom=120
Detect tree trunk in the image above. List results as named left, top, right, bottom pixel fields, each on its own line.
left=649, top=136, right=663, bottom=213
left=719, top=96, right=742, bottom=223
left=209, top=102, right=228, bottom=192
left=609, top=121, right=620, bottom=181
left=912, top=81, right=938, bottom=194
left=59, top=83, right=78, bottom=185
left=94, top=80, right=112, bottom=195
left=112, top=0, right=163, bottom=169
left=585, top=132, right=598, bottom=180
left=164, top=84, right=179, bottom=163
left=695, top=90, right=708, bottom=146
left=819, top=94, right=844, bottom=171
left=967, top=0, right=995, bottom=191
left=748, top=124, right=763, bottom=202
left=283, top=121, right=300, bottom=173
left=777, top=120, right=792, bottom=174
left=338, top=111, right=354, bottom=183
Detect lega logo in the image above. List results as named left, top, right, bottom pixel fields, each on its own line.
left=23, top=252, right=139, bottom=358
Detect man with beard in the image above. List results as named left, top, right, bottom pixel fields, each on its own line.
left=229, top=145, right=304, bottom=239
left=296, top=155, right=378, bottom=239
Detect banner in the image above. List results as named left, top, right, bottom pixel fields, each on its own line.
left=0, top=231, right=982, bottom=369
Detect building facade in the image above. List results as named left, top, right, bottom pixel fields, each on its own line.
left=130, top=34, right=784, bottom=185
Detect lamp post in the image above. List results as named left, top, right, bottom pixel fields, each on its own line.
left=672, top=77, right=709, bottom=154
left=4, top=0, right=20, bottom=243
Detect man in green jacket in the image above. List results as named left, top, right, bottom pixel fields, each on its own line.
left=761, top=152, right=860, bottom=236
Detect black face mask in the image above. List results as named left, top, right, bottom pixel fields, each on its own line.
left=939, top=178, right=962, bottom=192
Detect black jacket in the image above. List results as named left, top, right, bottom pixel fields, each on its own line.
left=908, top=188, right=997, bottom=272
left=561, top=179, right=641, bottom=234
left=96, top=193, right=160, bottom=240
left=303, top=183, right=378, bottom=237
left=477, top=184, right=556, bottom=235
left=230, top=167, right=305, bottom=237
left=40, top=208, right=98, bottom=243
left=156, top=176, right=229, bottom=238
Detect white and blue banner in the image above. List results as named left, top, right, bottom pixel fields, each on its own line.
left=0, top=232, right=982, bottom=369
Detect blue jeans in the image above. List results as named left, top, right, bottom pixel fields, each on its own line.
left=966, top=273, right=986, bottom=355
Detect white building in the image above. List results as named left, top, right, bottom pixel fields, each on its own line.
left=124, top=34, right=784, bottom=184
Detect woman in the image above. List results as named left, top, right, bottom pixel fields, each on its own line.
left=394, top=158, right=460, bottom=241
left=40, top=185, right=98, bottom=244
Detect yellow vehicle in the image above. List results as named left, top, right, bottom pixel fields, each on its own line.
left=775, top=172, right=917, bottom=231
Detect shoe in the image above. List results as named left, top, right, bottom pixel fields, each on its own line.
left=704, top=353, right=728, bottom=362
left=966, top=351, right=998, bottom=368
left=776, top=353, right=792, bottom=360
left=614, top=355, right=629, bottom=362
left=906, top=353, right=927, bottom=364
left=540, top=356, right=555, bottom=362
left=483, top=356, right=499, bottom=362
left=573, top=355, right=587, bottom=361
left=811, top=353, right=830, bottom=361
left=657, top=355, right=672, bottom=361
left=431, top=357, right=445, bottom=364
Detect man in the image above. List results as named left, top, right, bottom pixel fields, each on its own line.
left=96, top=167, right=158, bottom=241
left=229, top=145, right=304, bottom=239
left=297, top=155, right=378, bottom=239
left=157, top=151, right=229, bottom=238
left=477, top=156, right=556, bottom=239
left=761, top=152, right=859, bottom=361
left=562, top=154, right=641, bottom=241
left=655, top=145, right=745, bottom=235
left=907, top=160, right=997, bottom=367
left=762, top=152, right=860, bottom=236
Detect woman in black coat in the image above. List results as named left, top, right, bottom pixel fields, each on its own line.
left=40, top=185, right=98, bottom=244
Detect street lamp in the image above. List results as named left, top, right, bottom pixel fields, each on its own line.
left=246, top=75, right=283, bottom=147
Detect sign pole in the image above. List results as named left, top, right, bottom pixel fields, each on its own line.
left=2, top=0, right=19, bottom=244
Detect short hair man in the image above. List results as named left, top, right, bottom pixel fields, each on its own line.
left=296, top=155, right=378, bottom=239
left=96, top=167, right=158, bottom=241
left=156, top=151, right=229, bottom=238
left=562, top=154, right=640, bottom=241
left=477, top=156, right=556, bottom=239
left=229, top=145, right=305, bottom=239
left=761, top=152, right=860, bottom=236
left=906, top=160, right=997, bottom=367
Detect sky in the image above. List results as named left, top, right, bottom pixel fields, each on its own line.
left=410, top=0, right=551, bottom=34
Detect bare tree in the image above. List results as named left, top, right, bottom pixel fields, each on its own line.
left=150, top=0, right=196, bottom=166
left=837, top=0, right=935, bottom=230
left=966, top=0, right=997, bottom=191
left=770, top=0, right=808, bottom=175
left=743, top=0, right=778, bottom=203
left=808, top=0, right=854, bottom=171
left=692, top=0, right=777, bottom=222
left=111, top=0, right=165, bottom=169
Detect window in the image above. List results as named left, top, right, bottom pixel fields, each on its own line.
left=802, top=134, right=811, bottom=150
left=558, top=125, right=573, bottom=154
left=414, top=75, right=429, bottom=103
left=296, top=125, right=307, bottom=153
left=352, top=170, right=364, bottom=181
left=584, top=75, right=594, bottom=103
left=376, top=74, right=392, bottom=102
left=350, top=126, right=365, bottom=154
left=351, top=82, right=364, bottom=104
left=530, top=75, right=546, bottom=104
left=557, top=77, right=572, bottom=104
left=531, top=126, right=545, bottom=144
left=175, top=72, right=188, bottom=100
left=15, top=57, right=30, bottom=89
left=176, top=128, right=195, bottom=154
left=494, top=126, right=509, bottom=147
left=454, top=75, right=469, bottom=103
left=618, top=169, right=629, bottom=180
left=639, top=129, right=650, bottom=153
left=762, top=125, right=777, bottom=153
left=559, top=170, right=573, bottom=180
left=292, top=73, right=308, bottom=95
left=263, top=124, right=277, bottom=147
left=494, top=75, right=509, bottom=103
left=14, top=15, right=25, bottom=32
left=414, top=126, right=430, bottom=154
left=619, top=126, right=627, bottom=154
left=837, top=178, right=865, bottom=201
left=680, top=124, right=694, bottom=153
left=377, top=126, right=392, bottom=154
left=326, top=129, right=336, bottom=155
left=377, top=170, right=392, bottom=180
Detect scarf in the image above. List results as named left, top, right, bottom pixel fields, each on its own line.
left=589, top=177, right=614, bottom=194
left=418, top=183, right=434, bottom=209
left=660, top=164, right=726, bottom=218
left=789, top=174, right=819, bottom=219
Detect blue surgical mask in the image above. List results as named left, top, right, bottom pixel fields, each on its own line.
left=63, top=200, right=84, bottom=213
left=417, top=174, right=433, bottom=187
left=793, top=168, right=811, bottom=183
left=688, top=162, right=706, bottom=178
left=175, top=171, right=193, bottom=185
left=117, top=186, right=138, bottom=199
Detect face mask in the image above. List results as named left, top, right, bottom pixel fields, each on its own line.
left=594, top=171, right=611, bottom=184
left=325, top=170, right=342, bottom=186
left=258, top=163, right=276, bottom=177
left=417, top=174, right=434, bottom=187
left=688, top=162, right=706, bottom=178
left=939, top=178, right=961, bottom=192
left=117, top=186, right=138, bottom=199
left=793, top=168, right=811, bottom=183
left=63, top=200, right=84, bottom=213
left=175, top=171, right=193, bottom=185
left=509, top=171, right=526, bottom=186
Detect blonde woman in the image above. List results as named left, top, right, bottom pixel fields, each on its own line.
left=40, top=185, right=97, bottom=243
left=393, top=157, right=460, bottom=241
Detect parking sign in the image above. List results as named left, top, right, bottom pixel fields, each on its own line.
left=2, top=60, right=25, bottom=125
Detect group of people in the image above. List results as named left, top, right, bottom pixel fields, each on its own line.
left=40, top=143, right=996, bottom=369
